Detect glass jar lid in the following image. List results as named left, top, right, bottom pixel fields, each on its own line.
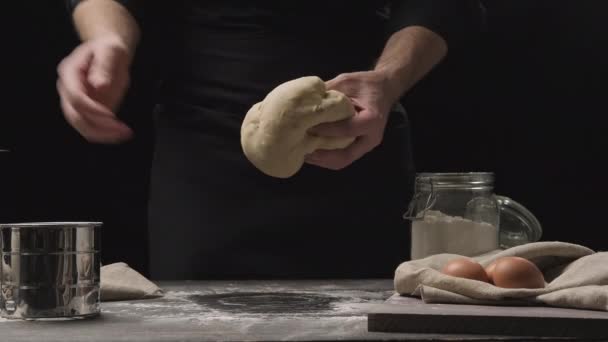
left=415, top=172, right=495, bottom=190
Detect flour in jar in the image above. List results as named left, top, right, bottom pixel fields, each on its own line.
left=410, top=210, right=499, bottom=259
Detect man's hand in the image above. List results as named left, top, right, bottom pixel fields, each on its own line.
left=305, top=71, right=395, bottom=170
left=57, top=35, right=133, bottom=144
left=305, top=25, right=447, bottom=171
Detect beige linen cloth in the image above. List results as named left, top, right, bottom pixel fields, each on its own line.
left=100, top=262, right=164, bottom=301
left=394, top=241, right=608, bottom=311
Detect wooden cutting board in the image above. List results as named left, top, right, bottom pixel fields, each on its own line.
left=368, top=294, right=608, bottom=339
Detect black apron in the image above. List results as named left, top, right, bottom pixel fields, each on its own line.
left=148, top=1, right=415, bottom=279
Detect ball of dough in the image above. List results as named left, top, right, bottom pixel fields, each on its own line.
left=241, top=76, right=356, bottom=178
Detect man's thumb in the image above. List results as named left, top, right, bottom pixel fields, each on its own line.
left=88, top=64, right=112, bottom=90
left=87, top=49, right=117, bottom=90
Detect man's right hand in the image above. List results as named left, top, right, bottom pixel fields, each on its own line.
left=57, top=35, right=133, bottom=143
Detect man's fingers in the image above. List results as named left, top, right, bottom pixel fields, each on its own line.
left=87, top=46, right=122, bottom=91
left=58, top=52, right=116, bottom=119
left=57, top=46, right=93, bottom=95
left=309, top=108, right=372, bottom=138
left=60, top=86, right=132, bottom=143
left=325, top=72, right=364, bottom=92
left=56, top=39, right=134, bottom=144
left=57, top=78, right=115, bottom=120
left=68, top=89, right=117, bottom=119
left=305, top=137, right=372, bottom=170
left=58, top=82, right=132, bottom=143
left=63, top=103, right=133, bottom=144
left=326, top=73, right=352, bottom=89
left=325, top=77, right=342, bottom=91
left=309, top=118, right=359, bottom=138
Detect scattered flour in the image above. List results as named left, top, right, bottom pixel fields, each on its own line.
left=99, top=288, right=391, bottom=325
left=0, top=285, right=391, bottom=329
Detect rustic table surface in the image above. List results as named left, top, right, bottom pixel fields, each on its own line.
left=0, top=280, right=597, bottom=341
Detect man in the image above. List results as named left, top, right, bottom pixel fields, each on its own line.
left=59, top=1, right=483, bottom=279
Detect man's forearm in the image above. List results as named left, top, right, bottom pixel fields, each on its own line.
left=374, top=26, right=448, bottom=105
left=73, top=0, right=141, bottom=58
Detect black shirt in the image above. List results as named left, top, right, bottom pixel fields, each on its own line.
left=65, top=1, right=484, bottom=279
left=66, top=1, right=484, bottom=120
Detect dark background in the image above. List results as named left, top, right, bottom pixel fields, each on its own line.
left=2, top=1, right=607, bottom=276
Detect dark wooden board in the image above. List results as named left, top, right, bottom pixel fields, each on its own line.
left=368, top=294, right=608, bottom=339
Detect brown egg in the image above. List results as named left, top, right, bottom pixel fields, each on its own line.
left=485, top=260, right=499, bottom=284
left=441, top=258, right=490, bottom=283
left=492, top=256, right=545, bottom=289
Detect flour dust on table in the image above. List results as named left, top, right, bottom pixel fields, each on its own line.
left=100, top=283, right=393, bottom=326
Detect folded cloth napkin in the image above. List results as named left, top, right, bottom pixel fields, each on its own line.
left=394, top=241, right=608, bottom=311
left=100, top=262, right=164, bottom=302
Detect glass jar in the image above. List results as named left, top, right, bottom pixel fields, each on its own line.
left=404, top=172, right=542, bottom=259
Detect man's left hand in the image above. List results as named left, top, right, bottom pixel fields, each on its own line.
left=306, top=71, right=396, bottom=170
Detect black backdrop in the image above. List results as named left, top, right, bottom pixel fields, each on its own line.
left=2, top=1, right=607, bottom=276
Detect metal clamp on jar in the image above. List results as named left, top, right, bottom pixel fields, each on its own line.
left=0, top=222, right=102, bottom=319
left=404, top=173, right=542, bottom=260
